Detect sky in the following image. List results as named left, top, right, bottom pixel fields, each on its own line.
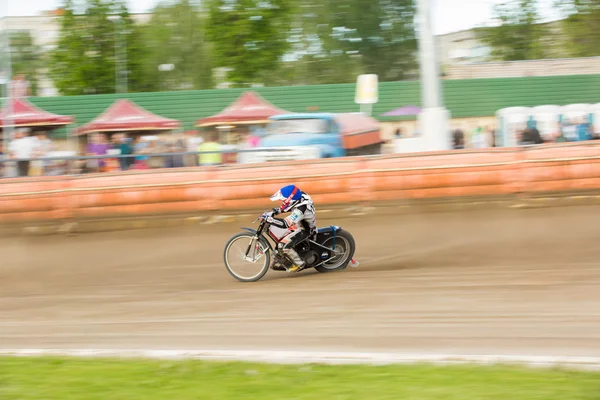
left=5, top=0, right=562, bottom=36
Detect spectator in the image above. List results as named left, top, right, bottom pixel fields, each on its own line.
left=394, top=128, right=403, bottom=138
left=173, top=138, right=186, bottom=168
left=185, top=132, right=203, bottom=167
left=147, top=140, right=165, bottom=169
left=452, top=128, right=465, bottom=149
left=576, top=117, right=592, bottom=141
left=166, top=140, right=185, bottom=168
left=31, top=131, right=53, bottom=176
left=487, top=126, right=496, bottom=147
left=530, top=125, right=543, bottom=144
left=198, top=133, right=222, bottom=166
left=86, top=133, right=111, bottom=173
left=590, top=123, right=599, bottom=140
left=116, top=134, right=133, bottom=171
left=561, top=119, right=577, bottom=141
left=133, top=136, right=150, bottom=169
left=246, top=132, right=260, bottom=148
left=0, top=140, right=4, bottom=177
left=519, top=128, right=532, bottom=145
left=520, top=127, right=542, bottom=145
left=470, top=126, right=488, bottom=148
left=9, top=129, right=38, bottom=177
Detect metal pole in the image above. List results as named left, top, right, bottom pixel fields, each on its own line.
left=412, top=0, right=450, bottom=151
left=113, top=20, right=119, bottom=93
left=122, top=18, right=127, bottom=94
left=110, top=16, right=127, bottom=94
left=1, top=27, right=14, bottom=174
left=417, top=0, right=442, bottom=109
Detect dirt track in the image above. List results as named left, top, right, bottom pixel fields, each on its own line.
left=2, top=206, right=600, bottom=357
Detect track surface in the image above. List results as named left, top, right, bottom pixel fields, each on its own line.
left=2, top=206, right=600, bottom=357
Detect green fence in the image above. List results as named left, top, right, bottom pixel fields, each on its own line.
left=30, top=74, right=600, bottom=139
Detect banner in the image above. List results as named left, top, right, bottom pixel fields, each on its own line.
left=355, top=74, right=378, bottom=105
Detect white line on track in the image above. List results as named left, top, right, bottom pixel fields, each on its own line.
left=2, top=312, right=600, bottom=327
left=2, top=349, right=600, bottom=371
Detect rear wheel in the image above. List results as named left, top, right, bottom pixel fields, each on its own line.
left=223, top=233, right=271, bottom=282
left=315, top=230, right=356, bottom=273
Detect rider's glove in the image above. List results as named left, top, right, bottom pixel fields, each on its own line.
left=272, top=207, right=281, bottom=216
left=260, top=211, right=275, bottom=221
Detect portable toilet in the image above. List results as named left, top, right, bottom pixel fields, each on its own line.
left=592, top=103, right=600, bottom=136
left=559, top=103, right=593, bottom=141
left=530, top=105, right=561, bottom=142
left=496, top=106, right=532, bottom=147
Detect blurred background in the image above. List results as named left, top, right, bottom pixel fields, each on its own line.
left=2, top=2, right=600, bottom=394
left=1, top=0, right=599, bottom=178
left=1, top=0, right=599, bottom=96
left=2, top=0, right=584, bottom=94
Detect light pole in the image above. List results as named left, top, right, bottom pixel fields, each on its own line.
left=0, top=23, right=14, bottom=165
left=416, top=0, right=451, bottom=151
left=108, top=15, right=127, bottom=94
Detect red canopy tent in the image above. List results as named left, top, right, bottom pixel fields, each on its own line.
left=0, top=98, right=74, bottom=130
left=195, top=91, right=290, bottom=127
left=75, top=99, right=181, bottom=135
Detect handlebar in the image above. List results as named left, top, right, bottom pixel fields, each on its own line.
left=253, top=208, right=281, bottom=229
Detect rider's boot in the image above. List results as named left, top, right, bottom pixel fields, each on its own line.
left=283, top=248, right=305, bottom=272
left=269, top=257, right=286, bottom=271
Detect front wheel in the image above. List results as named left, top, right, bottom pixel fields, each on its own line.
left=315, top=230, right=356, bottom=273
left=223, top=233, right=271, bottom=282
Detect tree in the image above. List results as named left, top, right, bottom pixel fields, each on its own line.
left=206, top=0, right=294, bottom=87
left=140, top=0, right=214, bottom=91
left=49, top=0, right=83, bottom=95
left=8, top=32, right=42, bottom=96
left=267, top=2, right=364, bottom=86
left=273, top=0, right=417, bottom=85
left=556, top=0, right=600, bottom=57
left=478, top=0, right=549, bottom=61
left=50, top=0, right=146, bottom=95
left=321, top=0, right=417, bottom=81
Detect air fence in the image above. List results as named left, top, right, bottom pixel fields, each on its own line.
left=0, top=141, right=599, bottom=226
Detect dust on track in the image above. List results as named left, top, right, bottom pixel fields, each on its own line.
left=1, top=206, right=600, bottom=357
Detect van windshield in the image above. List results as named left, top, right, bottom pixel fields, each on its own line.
left=267, top=118, right=330, bottom=135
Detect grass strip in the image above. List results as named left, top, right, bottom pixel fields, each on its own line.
left=1, top=356, right=599, bottom=399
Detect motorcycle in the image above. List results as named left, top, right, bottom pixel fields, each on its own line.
left=223, top=210, right=359, bottom=282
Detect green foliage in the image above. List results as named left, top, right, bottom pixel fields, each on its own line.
left=8, top=32, right=42, bottom=95
left=49, top=1, right=80, bottom=95
left=556, top=0, right=600, bottom=57
left=48, top=0, right=418, bottom=91
left=267, top=2, right=364, bottom=86
left=478, top=0, right=549, bottom=61
left=116, top=5, right=148, bottom=94
left=206, top=0, right=294, bottom=87
left=140, top=0, right=214, bottom=92
left=274, top=0, right=417, bottom=85
left=321, top=0, right=417, bottom=81
left=50, top=0, right=146, bottom=95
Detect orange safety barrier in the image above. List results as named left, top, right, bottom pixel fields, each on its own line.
left=1, top=143, right=600, bottom=223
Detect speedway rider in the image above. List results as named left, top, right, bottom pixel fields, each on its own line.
left=260, top=184, right=317, bottom=272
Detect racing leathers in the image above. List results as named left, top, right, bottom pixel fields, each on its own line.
left=263, top=192, right=317, bottom=269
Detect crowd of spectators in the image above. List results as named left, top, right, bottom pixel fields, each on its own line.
left=451, top=126, right=496, bottom=149
left=451, top=119, right=598, bottom=149
left=1, top=129, right=58, bottom=177
left=2, top=117, right=599, bottom=178
left=80, top=132, right=235, bottom=174
left=0, top=130, right=235, bottom=178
